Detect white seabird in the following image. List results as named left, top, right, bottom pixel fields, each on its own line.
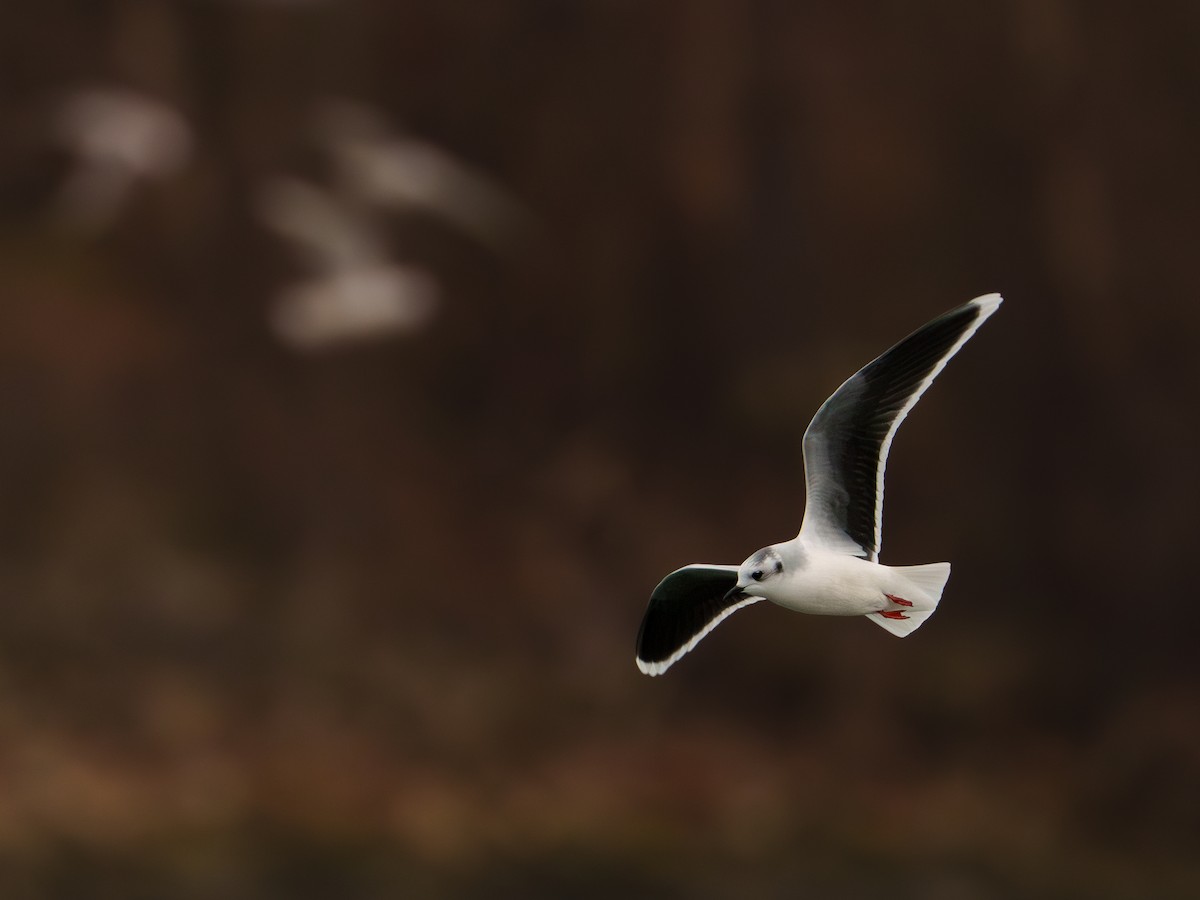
left=636, top=294, right=1002, bottom=676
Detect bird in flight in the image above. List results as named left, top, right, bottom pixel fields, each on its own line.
left=635, top=294, right=1002, bottom=676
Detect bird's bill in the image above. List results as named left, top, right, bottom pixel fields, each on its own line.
left=723, top=585, right=750, bottom=604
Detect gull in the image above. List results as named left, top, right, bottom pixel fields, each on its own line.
left=635, top=294, right=1002, bottom=676
left=313, top=99, right=534, bottom=253
left=51, top=87, right=191, bottom=231
left=255, top=176, right=438, bottom=349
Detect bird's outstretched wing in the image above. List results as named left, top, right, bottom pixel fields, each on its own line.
left=635, top=565, right=760, bottom=676
left=798, top=294, right=1002, bottom=560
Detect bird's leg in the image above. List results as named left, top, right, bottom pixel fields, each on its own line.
left=880, top=593, right=912, bottom=619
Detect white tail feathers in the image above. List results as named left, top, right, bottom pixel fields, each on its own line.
left=867, top=562, right=951, bottom=637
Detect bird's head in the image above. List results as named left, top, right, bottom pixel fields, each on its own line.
left=725, top=546, right=786, bottom=602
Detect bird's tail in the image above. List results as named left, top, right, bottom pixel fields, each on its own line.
left=866, top=562, right=951, bottom=637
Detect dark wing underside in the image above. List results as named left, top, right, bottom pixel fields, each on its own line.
left=799, top=295, right=1001, bottom=560
left=635, top=565, right=759, bottom=676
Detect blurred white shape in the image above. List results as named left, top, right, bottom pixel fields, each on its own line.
left=256, top=175, right=439, bottom=349
left=256, top=176, right=383, bottom=271
left=270, top=264, right=438, bottom=350
left=51, top=87, right=192, bottom=230
left=255, top=98, right=526, bottom=351
left=315, top=99, right=534, bottom=253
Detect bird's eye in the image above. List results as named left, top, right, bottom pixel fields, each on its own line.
left=751, top=569, right=763, bottom=581
left=774, top=560, right=783, bottom=574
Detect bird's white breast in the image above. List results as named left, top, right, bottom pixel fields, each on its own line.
left=767, top=551, right=891, bottom=616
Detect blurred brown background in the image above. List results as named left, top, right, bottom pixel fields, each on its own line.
left=1, top=1, right=1198, bottom=897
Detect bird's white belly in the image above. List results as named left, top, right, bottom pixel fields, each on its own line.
left=768, top=554, right=891, bottom=616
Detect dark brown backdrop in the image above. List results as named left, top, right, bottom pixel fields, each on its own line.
left=0, top=2, right=1197, bottom=897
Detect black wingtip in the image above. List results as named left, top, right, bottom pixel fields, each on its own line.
left=635, top=565, right=756, bottom=676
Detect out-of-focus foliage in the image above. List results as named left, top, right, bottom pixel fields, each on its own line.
left=0, top=2, right=1198, bottom=897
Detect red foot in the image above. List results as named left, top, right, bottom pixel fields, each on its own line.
left=879, top=610, right=910, bottom=620
left=885, top=594, right=913, bottom=607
